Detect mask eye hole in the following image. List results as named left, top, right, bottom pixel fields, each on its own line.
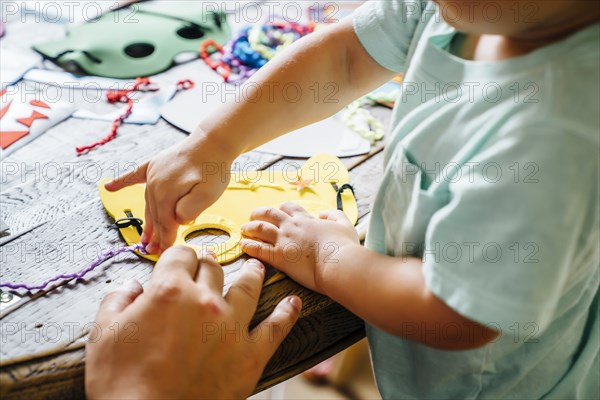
left=185, top=228, right=230, bottom=247
left=177, top=25, right=205, bottom=39
left=124, top=43, right=155, bottom=58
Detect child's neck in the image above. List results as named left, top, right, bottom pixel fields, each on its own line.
left=454, top=14, right=600, bottom=62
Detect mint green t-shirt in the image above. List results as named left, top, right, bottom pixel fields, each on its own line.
left=353, top=1, right=599, bottom=399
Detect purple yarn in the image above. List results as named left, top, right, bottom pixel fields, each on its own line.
left=0, top=243, right=146, bottom=292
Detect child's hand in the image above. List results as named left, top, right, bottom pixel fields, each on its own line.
left=105, top=133, right=236, bottom=254
left=240, top=202, right=360, bottom=294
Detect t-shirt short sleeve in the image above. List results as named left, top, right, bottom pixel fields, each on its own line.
left=422, top=123, right=599, bottom=334
left=352, top=0, right=430, bottom=73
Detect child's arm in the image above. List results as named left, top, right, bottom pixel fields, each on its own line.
left=241, top=205, right=499, bottom=350
left=106, top=18, right=395, bottom=253
left=321, top=241, right=499, bottom=350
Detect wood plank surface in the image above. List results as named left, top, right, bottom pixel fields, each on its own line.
left=0, top=3, right=390, bottom=397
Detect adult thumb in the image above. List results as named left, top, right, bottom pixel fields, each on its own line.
left=95, top=279, right=143, bottom=327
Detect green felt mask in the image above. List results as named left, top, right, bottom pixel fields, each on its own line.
left=33, top=3, right=231, bottom=78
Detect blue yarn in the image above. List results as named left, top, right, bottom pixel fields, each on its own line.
left=232, top=38, right=268, bottom=68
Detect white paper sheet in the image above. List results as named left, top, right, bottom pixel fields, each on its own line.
left=159, top=62, right=371, bottom=158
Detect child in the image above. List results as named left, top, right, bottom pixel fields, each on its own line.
left=107, top=1, right=599, bottom=398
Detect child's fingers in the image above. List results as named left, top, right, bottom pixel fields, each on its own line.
left=249, top=207, right=289, bottom=227
left=140, top=204, right=154, bottom=245
left=140, top=190, right=159, bottom=253
left=240, top=239, right=277, bottom=265
left=319, top=210, right=353, bottom=226
left=241, top=221, right=279, bottom=244
left=148, top=189, right=178, bottom=253
left=146, top=240, right=159, bottom=255
left=145, top=189, right=162, bottom=254
left=158, top=221, right=179, bottom=254
left=280, top=202, right=311, bottom=217
left=174, top=183, right=211, bottom=225
left=104, top=161, right=148, bottom=191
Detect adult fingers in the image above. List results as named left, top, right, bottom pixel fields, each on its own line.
left=104, top=161, right=149, bottom=192
left=280, top=202, right=311, bottom=218
left=150, top=245, right=199, bottom=283
left=249, top=207, right=289, bottom=227
left=224, top=259, right=265, bottom=324
left=241, top=220, right=279, bottom=244
left=95, top=279, right=144, bottom=327
left=196, top=250, right=224, bottom=293
left=250, top=296, right=302, bottom=368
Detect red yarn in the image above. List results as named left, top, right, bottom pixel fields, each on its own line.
left=176, top=79, right=195, bottom=90
left=199, top=40, right=231, bottom=82
left=76, top=77, right=193, bottom=155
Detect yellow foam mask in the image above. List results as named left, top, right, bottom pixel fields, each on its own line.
left=99, top=154, right=358, bottom=263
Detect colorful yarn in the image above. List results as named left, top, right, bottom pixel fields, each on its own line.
left=75, top=78, right=194, bottom=155
left=0, top=243, right=147, bottom=292
left=343, top=98, right=385, bottom=144
left=200, top=21, right=315, bottom=83
left=367, top=90, right=401, bottom=105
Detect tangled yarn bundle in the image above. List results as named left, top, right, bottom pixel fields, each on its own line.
left=201, top=21, right=315, bottom=83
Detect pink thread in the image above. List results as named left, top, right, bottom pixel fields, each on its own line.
left=0, top=243, right=147, bottom=292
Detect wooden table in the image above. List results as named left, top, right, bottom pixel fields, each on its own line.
left=0, top=8, right=389, bottom=400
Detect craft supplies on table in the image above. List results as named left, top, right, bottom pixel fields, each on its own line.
left=200, top=21, right=315, bottom=83
left=162, top=6, right=386, bottom=155
left=368, top=75, right=403, bottom=108
left=74, top=78, right=194, bottom=154
left=33, top=2, right=231, bottom=78
left=0, top=155, right=357, bottom=292
left=100, top=154, right=358, bottom=264
left=0, top=86, right=75, bottom=157
left=23, top=69, right=135, bottom=91
left=0, top=243, right=146, bottom=292
left=0, top=5, right=379, bottom=395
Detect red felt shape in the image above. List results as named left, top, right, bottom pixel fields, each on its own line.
left=16, top=111, right=49, bottom=127
left=0, top=101, right=30, bottom=149
left=0, top=101, right=11, bottom=119
left=1, top=131, right=30, bottom=149
left=30, top=100, right=51, bottom=109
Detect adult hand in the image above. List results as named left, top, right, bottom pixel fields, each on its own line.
left=86, top=246, right=302, bottom=399
left=105, top=132, right=236, bottom=254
